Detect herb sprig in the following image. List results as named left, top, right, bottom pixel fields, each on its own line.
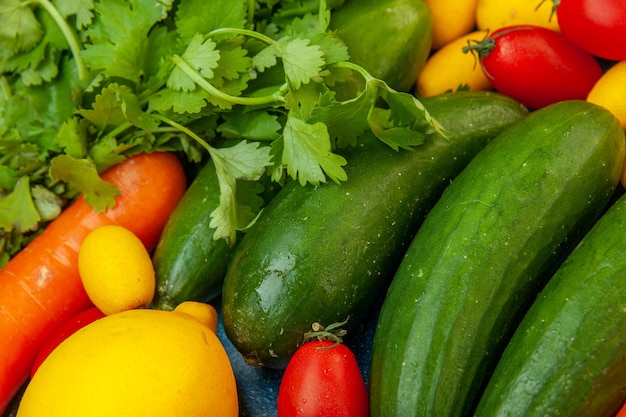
left=0, top=0, right=441, bottom=265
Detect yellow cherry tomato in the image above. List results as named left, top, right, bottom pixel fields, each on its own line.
left=586, top=60, right=626, bottom=188
left=416, top=31, right=493, bottom=98
left=476, top=0, right=560, bottom=32
left=424, top=0, right=479, bottom=50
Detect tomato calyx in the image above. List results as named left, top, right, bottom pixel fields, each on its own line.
left=462, top=26, right=536, bottom=79
left=536, top=0, right=560, bottom=21
left=302, top=317, right=349, bottom=349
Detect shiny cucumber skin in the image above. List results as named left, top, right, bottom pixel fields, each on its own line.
left=474, top=190, right=626, bottom=417
left=368, top=100, right=625, bottom=417
left=330, top=0, right=432, bottom=92
left=151, top=160, right=238, bottom=310
left=221, top=91, right=528, bottom=369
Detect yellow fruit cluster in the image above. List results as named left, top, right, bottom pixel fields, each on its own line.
left=18, top=225, right=238, bottom=417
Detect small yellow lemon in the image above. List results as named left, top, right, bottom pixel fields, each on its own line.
left=17, top=304, right=238, bottom=417
left=78, top=224, right=155, bottom=315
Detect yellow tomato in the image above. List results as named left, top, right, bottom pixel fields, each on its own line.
left=587, top=61, right=626, bottom=131
left=416, top=31, right=492, bottom=98
left=425, top=0, right=479, bottom=50
left=78, top=225, right=155, bottom=315
left=476, top=0, right=560, bottom=32
left=587, top=61, right=626, bottom=187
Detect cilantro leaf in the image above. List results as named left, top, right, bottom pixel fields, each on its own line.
left=54, top=0, right=95, bottom=29
left=175, top=0, right=247, bottom=43
left=80, top=0, right=173, bottom=83
left=281, top=113, right=347, bottom=186
left=76, top=83, right=130, bottom=130
left=0, top=0, right=43, bottom=57
left=208, top=140, right=273, bottom=243
left=279, top=37, right=325, bottom=89
left=0, top=176, right=40, bottom=233
left=167, top=34, right=220, bottom=92
left=49, top=154, right=120, bottom=211
left=149, top=87, right=210, bottom=115
left=217, top=108, right=281, bottom=141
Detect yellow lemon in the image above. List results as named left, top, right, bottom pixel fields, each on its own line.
left=417, top=31, right=493, bottom=98
left=476, top=0, right=560, bottom=32
left=78, top=224, right=155, bottom=315
left=425, top=0, right=479, bottom=50
left=17, top=303, right=238, bottom=417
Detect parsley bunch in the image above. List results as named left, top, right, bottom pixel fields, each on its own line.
left=0, top=0, right=441, bottom=265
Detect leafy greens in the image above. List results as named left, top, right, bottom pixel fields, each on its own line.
left=0, top=0, right=441, bottom=266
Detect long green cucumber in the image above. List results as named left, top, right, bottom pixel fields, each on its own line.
left=330, top=0, right=432, bottom=92
left=368, top=100, right=625, bottom=417
left=474, top=189, right=626, bottom=417
left=221, top=91, right=528, bottom=369
left=151, top=160, right=236, bottom=310
left=151, top=160, right=277, bottom=310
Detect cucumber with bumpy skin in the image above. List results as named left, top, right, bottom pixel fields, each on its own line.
left=151, top=160, right=236, bottom=310
left=221, top=91, right=528, bottom=369
left=368, top=100, right=625, bottom=417
left=330, top=0, right=433, bottom=92
left=474, top=189, right=626, bottom=417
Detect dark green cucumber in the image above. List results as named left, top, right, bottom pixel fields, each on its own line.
left=330, top=0, right=432, bottom=92
left=221, top=91, right=528, bottom=369
left=474, top=189, right=626, bottom=417
left=151, top=160, right=247, bottom=310
left=368, top=100, right=625, bottom=417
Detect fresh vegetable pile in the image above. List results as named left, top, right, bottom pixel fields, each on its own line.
left=2, top=0, right=626, bottom=416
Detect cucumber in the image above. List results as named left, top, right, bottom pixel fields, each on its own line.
left=474, top=189, right=626, bottom=417
left=330, top=0, right=432, bottom=92
left=221, top=91, right=528, bottom=369
left=150, top=159, right=279, bottom=310
left=368, top=100, right=625, bottom=417
left=151, top=160, right=233, bottom=310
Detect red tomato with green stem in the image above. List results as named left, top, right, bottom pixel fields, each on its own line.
left=556, top=0, right=626, bottom=61
left=463, top=25, right=603, bottom=109
left=277, top=322, right=369, bottom=417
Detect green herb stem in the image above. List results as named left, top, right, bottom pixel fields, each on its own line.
left=151, top=113, right=214, bottom=155
left=34, top=0, right=88, bottom=81
left=206, top=27, right=278, bottom=46
left=171, top=54, right=286, bottom=106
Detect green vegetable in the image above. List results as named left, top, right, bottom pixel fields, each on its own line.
left=0, top=0, right=439, bottom=265
left=330, top=0, right=432, bottom=92
left=151, top=159, right=278, bottom=310
left=222, top=91, right=529, bottom=369
left=368, top=100, right=625, bottom=417
left=474, top=189, right=626, bottom=417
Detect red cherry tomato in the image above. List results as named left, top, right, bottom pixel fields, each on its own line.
left=30, top=306, right=105, bottom=378
left=464, top=25, right=603, bottom=109
left=277, top=340, right=369, bottom=417
left=557, top=0, right=626, bottom=61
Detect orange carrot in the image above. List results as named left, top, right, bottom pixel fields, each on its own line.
left=0, top=151, right=187, bottom=412
left=617, top=402, right=626, bottom=417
